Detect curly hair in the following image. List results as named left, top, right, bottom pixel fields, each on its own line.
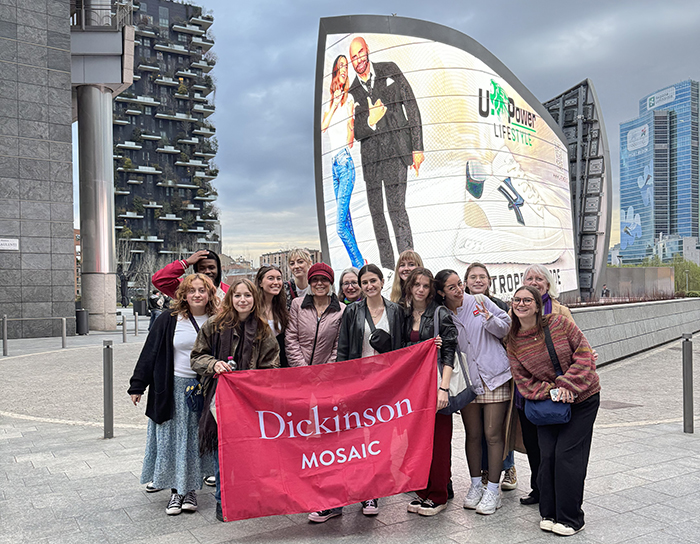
left=212, top=277, right=270, bottom=339
left=170, top=273, right=219, bottom=319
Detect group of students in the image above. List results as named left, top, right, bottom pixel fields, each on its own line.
left=128, top=248, right=600, bottom=537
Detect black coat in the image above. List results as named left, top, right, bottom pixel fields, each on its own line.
left=403, top=300, right=458, bottom=368
left=336, top=297, right=404, bottom=361
left=127, top=310, right=179, bottom=424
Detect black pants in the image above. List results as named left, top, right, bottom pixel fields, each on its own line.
left=363, top=154, right=412, bottom=270
left=518, top=406, right=540, bottom=498
left=537, top=393, right=600, bottom=530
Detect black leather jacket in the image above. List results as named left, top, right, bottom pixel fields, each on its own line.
left=336, top=297, right=405, bottom=361
left=403, top=300, right=458, bottom=368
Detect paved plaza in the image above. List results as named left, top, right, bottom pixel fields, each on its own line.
left=2, top=326, right=700, bottom=543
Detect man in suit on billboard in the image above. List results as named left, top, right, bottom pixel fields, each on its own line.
left=349, top=36, right=424, bottom=270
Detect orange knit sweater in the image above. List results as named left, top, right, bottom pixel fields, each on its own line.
left=507, top=315, right=600, bottom=403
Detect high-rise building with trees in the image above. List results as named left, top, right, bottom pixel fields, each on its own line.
left=113, top=0, right=220, bottom=282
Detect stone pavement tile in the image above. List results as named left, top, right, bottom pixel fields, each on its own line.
left=585, top=459, right=633, bottom=479
left=580, top=512, right=663, bottom=543
left=634, top=502, right=696, bottom=524
left=588, top=442, right=654, bottom=463
left=14, top=451, right=57, bottom=464
left=675, top=454, right=700, bottom=470
left=660, top=490, right=700, bottom=513
left=584, top=472, right=651, bottom=496
left=654, top=518, right=700, bottom=543
left=188, top=513, right=299, bottom=544
left=614, top=530, right=698, bottom=544
left=586, top=492, right=649, bottom=514
left=40, top=529, right=110, bottom=544
left=0, top=508, right=80, bottom=541
left=124, top=531, right=200, bottom=544
left=643, top=473, right=700, bottom=496
left=443, top=516, right=540, bottom=544
left=74, top=508, right=133, bottom=531
left=576, top=502, right=619, bottom=523
left=613, top=485, right=672, bottom=506
left=30, top=489, right=81, bottom=509
left=23, top=470, right=72, bottom=488
left=51, top=491, right=151, bottom=519
left=623, top=459, right=699, bottom=482
left=614, top=449, right=688, bottom=469
left=2, top=461, right=49, bottom=479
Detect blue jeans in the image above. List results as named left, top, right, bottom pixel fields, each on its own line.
left=214, top=452, right=220, bottom=503
left=333, top=149, right=363, bottom=268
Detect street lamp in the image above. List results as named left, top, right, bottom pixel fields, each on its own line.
left=685, top=269, right=690, bottom=292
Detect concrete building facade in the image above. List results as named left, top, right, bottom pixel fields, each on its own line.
left=0, top=0, right=76, bottom=338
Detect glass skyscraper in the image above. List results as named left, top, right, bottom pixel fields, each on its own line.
left=619, top=80, right=699, bottom=263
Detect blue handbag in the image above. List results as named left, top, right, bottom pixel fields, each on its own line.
left=524, top=325, right=571, bottom=425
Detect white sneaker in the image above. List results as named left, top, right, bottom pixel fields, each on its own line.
left=361, top=499, right=379, bottom=515
left=540, top=518, right=555, bottom=532
left=475, top=487, right=502, bottom=515
left=453, top=147, right=567, bottom=264
left=462, top=483, right=484, bottom=509
left=552, top=522, right=584, bottom=536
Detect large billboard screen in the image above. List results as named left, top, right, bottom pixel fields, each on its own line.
left=314, top=16, right=576, bottom=298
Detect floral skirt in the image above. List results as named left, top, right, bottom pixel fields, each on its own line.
left=140, top=376, right=215, bottom=494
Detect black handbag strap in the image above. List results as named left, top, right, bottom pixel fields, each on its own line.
left=364, top=304, right=377, bottom=332
left=188, top=314, right=201, bottom=333
left=543, top=324, right=564, bottom=376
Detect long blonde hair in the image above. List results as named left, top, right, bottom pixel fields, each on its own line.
left=212, top=278, right=270, bottom=340
left=390, top=249, right=424, bottom=303
left=170, top=273, right=219, bottom=319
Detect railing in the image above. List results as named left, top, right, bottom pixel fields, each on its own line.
left=70, top=0, right=133, bottom=31
left=2, top=315, right=75, bottom=356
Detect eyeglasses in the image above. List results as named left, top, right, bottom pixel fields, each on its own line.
left=342, top=281, right=358, bottom=287
left=512, top=297, right=535, bottom=305
left=310, top=276, right=330, bottom=284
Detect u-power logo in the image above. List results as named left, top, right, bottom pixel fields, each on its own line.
left=478, top=80, right=537, bottom=146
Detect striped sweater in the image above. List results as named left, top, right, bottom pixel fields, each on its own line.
left=507, top=315, right=600, bottom=403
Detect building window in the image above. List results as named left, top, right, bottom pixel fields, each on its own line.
left=144, top=106, right=152, bottom=115
left=140, top=2, right=147, bottom=12
left=143, top=38, right=151, bottom=47
left=179, top=188, right=186, bottom=197
left=178, top=33, right=187, bottom=43
left=156, top=51, right=163, bottom=61
left=158, top=7, right=169, bottom=27
left=143, top=48, right=151, bottom=59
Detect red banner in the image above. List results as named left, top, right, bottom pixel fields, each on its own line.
left=215, top=341, right=438, bottom=521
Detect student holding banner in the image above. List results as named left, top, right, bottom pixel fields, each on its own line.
left=435, top=269, right=511, bottom=516
left=403, top=268, right=457, bottom=516
left=309, top=263, right=403, bottom=522
left=190, top=278, right=280, bottom=522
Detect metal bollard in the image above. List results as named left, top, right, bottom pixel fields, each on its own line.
left=134, top=312, right=139, bottom=337
left=683, top=333, right=694, bottom=434
left=2, top=314, right=7, bottom=357
left=103, top=340, right=114, bottom=439
left=61, top=317, right=66, bottom=349
left=122, top=315, right=127, bottom=343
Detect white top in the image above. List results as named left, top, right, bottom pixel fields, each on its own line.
left=173, top=314, right=209, bottom=378
left=362, top=308, right=389, bottom=358
left=325, top=95, right=355, bottom=153
left=268, top=319, right=281, bottom=336
left=296, top=284, right=310, bottom=299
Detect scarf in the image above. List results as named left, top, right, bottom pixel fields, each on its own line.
left=542, top=292, right=553, bottom=315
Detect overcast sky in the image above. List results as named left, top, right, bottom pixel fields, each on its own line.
left=73, top=0, right=700, bottom=264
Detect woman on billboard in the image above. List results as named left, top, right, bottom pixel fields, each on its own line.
left=322, top=55, right=363, bottom=269
left=435, top=269, right=511, bottom=516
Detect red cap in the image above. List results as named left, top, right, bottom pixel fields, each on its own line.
left=308, top=262, right=334, bottom=283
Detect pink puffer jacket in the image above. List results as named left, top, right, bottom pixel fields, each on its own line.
left=285, top=294, right=344, bottom=366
